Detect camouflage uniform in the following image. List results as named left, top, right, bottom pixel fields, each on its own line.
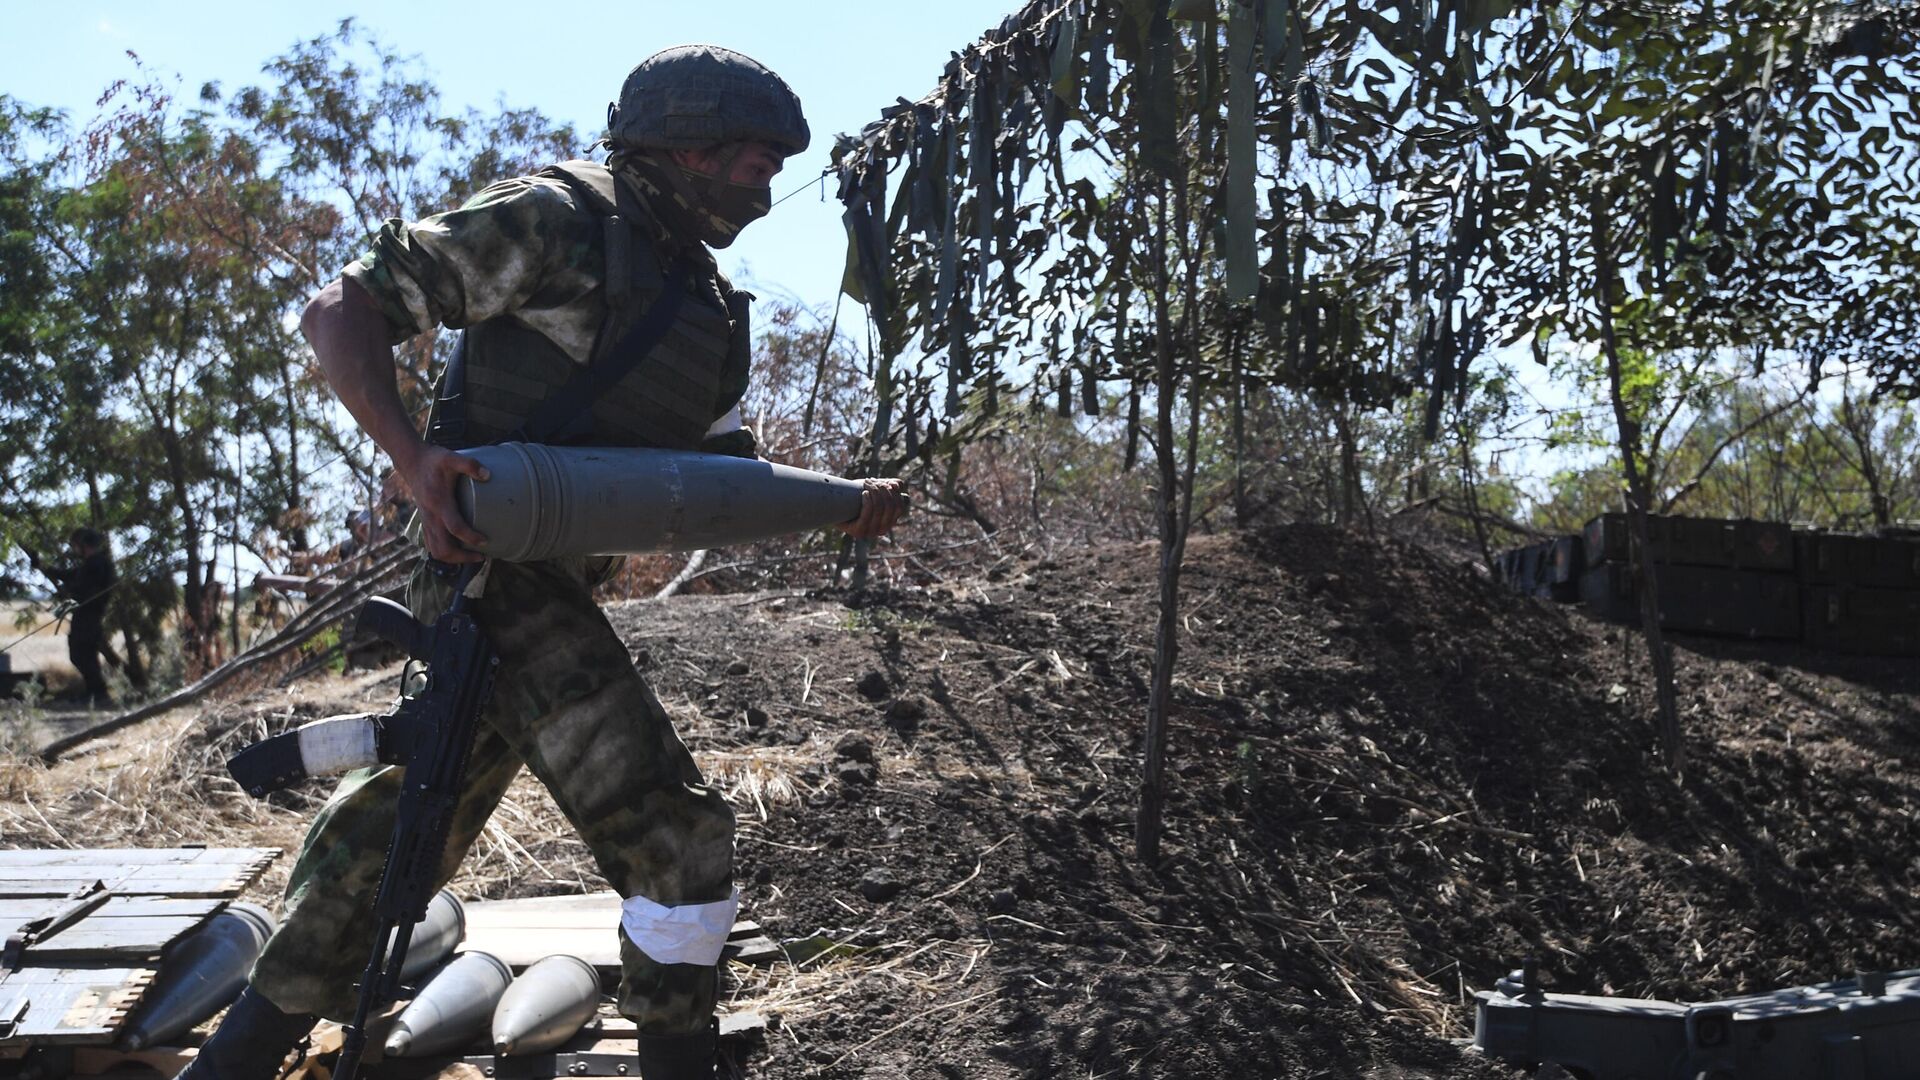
left=350, top=165, right=759, bottom=458
left=250, top=166, right=750, bottom=1036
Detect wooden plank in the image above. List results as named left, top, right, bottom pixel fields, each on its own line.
left=462, top=927, right=615, bottom=970
left=0, top=848, right=278, bottom=899
left=116, top=864, right=275, bottom=897
left=463, top=893, right=762, bottom=935
left=0, top=897, right=225, bottom=923
left=0, top=848, right=273, bottom=871
left=594, top=1011, right=768, bottom=1039
left=0, top=966, right=155, bottom=1045
left=0, top=878, right=126, bottom=899
left=463, top=893, right=620, bottom=969
left=0, top=966, right=153, bottom=986
left=720, top=1011, right=769, bottom=1037
left=0, top=849, right=202, bottom=869
left=30, top=913, right=222, bottom=959
left=465, top=890, right=622, bottom=913
left=725, top=936, right=782, bottom=967
left=0, top=873, right=263, bottom=899
left=460, top=929, right=779, bottom=971
left=71, top=1046, right=195, bottom=1079
left=463, top=894, right=773, bottom=971
left=464, top=892, right=623, bottom=922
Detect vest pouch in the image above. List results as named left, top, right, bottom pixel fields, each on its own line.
left=459, top=319, right=590, bottom=446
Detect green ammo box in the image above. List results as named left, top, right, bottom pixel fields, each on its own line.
left=1581, top=562, right=1801, bottom=640
left=1796, top=531, right=1920, bottom=590
left=1583, top=514, right=1795, bottom=572
left=1803, top=585, right=1920, bottom=656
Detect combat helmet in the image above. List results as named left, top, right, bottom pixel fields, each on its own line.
left=608, top=46, right=810, bottom=156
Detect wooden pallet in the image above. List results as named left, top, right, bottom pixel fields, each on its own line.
left=462, top=892, right=783, bottom=971
left=0, top=897, right=229, bottom=962
left=0, top=965, right=156, bottom=1045
left=0, top=848, right=278, bottom=900
left=0, top=847, right=279, bottom=1048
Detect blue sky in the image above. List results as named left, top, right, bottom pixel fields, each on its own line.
left=3, top=1, right=1619, bottom=509
left=4, top=0, right=1021, bottom=313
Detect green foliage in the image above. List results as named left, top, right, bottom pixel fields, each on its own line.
left=831, top=0, right=1920, bottom=500
left=0, top=26, right=583, bottom=689
left=1526, top=360, right=1918, bottom=532
left=306, top=624, right=347, bottom=675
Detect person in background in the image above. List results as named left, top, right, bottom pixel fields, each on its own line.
left=49, top=527, right=115, bottom=706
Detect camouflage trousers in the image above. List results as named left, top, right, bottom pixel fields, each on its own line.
left=250, top=556, right=735, bottom=1035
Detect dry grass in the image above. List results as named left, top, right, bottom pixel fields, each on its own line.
left=702, top=741, right=825, bottom=824
left=0, top=655, right=996, bottom=1068
left=722, top=938, right=994, bottom=1066
left=441, top=736, right=832, bottom=900
left=0, top=700, right=318, bottom=903
left=0, top=709, right=304, bottom=844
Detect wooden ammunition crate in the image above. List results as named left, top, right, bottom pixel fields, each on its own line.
left=1548, top=535, right=1584, bottom=586
left=1796, top=532, right=1920, bottom=590
left=1583, top=514, right=1795, bottom=572
left=1803, top=585, right=1920, bottom=656
left=1581, top=562, right=1801, bottom=639
left=1499, top=540, right=1578, bottom=602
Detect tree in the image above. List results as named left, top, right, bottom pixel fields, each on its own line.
left=831, top=0, right=1518, bottom=858
left=833, top=0, right=1920, bottom=822
left=0, top=26, right=584, bottom=692
left=1478, top=3, right=1920, bottom=772
left=1534, top=367, right=1918, bottom=531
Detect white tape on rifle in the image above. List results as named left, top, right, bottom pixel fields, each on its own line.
left=294, top=714, right=381, bottom=776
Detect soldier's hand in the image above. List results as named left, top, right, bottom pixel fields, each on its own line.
left=397, top=443, right=491, bottom=563
left=837, top=477, right=910, bottom=541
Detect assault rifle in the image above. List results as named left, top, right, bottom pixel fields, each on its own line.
left=226, top=563, right=498, bottom=1080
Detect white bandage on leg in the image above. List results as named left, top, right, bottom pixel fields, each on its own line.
left=620, top=889, right=740, bottom=966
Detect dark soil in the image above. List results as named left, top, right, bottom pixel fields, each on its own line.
left=602, top=524, right=1919, bottom=1077
left=15, top=523, right=1920, bottom=1078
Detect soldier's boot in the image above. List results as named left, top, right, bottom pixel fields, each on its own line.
left=176, top=986, right=319, bottom=1079
left=636, top=1021, right=717, bottom=1080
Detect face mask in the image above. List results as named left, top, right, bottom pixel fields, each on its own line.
left=676, top=167, right=771, bottom=249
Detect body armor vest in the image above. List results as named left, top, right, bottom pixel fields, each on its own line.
left=427, top=161, right=750, bottom=451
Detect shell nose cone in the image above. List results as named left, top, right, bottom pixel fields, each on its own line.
left=383, top=1024, right=415, bottom=1057
left=112, top=901, right=281, bottom=1052
left=489, top=952, right=601, bottom=1056
left=494, top=1036, right=516, bottom=1055
left=385, top=950, right=512, bottom=1057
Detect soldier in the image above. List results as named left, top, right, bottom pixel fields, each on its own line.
left=181, top=46, right=906, bottom=1080
left=48, top=527, right=115, bottom=706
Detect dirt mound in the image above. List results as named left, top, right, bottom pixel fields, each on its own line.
left=9, top=523, right=1917, bottom=1077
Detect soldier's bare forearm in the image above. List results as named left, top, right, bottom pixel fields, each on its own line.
left=303, top=278, right=428, bottom=471
left=302, top=277, right=492, bottom=562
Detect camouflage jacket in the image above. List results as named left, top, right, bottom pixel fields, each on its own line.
left=344, top=164, right=756, bottom=456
